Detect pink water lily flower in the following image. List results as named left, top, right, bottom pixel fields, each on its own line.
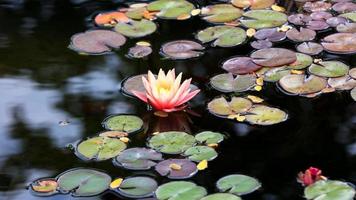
left=131, top=69, right=200, bottom=112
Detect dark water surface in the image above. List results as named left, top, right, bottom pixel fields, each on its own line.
left=0, top=0, right=355, bottom=200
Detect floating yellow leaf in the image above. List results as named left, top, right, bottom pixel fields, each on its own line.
left=256, top=77, right=264, bottom=86
left=228, top=114, right=246, bottom=122
left=136, top=41, right=151, bottom=47
left=110, top=178, right=123, bottom=189
left=291, top=70, right=304, bottom=75
left=322, top=87, right=335, bottom=93
left=246, top=28, right=256, bottom=37
left=191, top=9, right=201, bottom=16
left=277, top=25, right=292, bottom=32
left=207, top=143, right=218, bottom=148
left=154, top=111, right=168, bottom=117
left=271, top=5, right=285, bottom=12
left=314, top=58, right=322, bottom=63
left=120, top=137, right=130, bottom=143
left=177, top=13, right=191, bottom=20
left=32, top=180, right=58, bottom=193
left=169, top=163, right=182, bottom=170
left=247, top=95, right=264, bottom=103
left=254, top=85, right=262, bottom=91
left=143, top=11, right=157, bottom=20
left=197, top=160, right=208, bottom=170
left=227, top=114, right=239, bottom=119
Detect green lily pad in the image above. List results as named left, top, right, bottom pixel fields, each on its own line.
left=200, top=4, right=243, bottom=24
left=102, top=114, right=143, bottom=133
left=304, top=180, right=355, bottom=200
left=244, top=105, right=288, bottom=125
left=286, top=53, right=313, bottom=70
left=232, top=0, right=275, bottom=10
left=210, top=73, right=256, bottom=93
left=278, top=74, right=327, bottom=95
left=76, top=136, right=127, bottom=161
left=125, top=6, right=147, bottom=20
left=115, top=19, right=157, bottom=38
left=216, top=174, right=261, bottom=196
left=148, top=131, right=196, bottom=154
left=339, top=12, right=356, bottom=22
left=147, top=0, right=195, bottom=20
left=57, top=168, right=111, bottom=197
left=196, top=26, right=246, bottom=47
left=114, top=148, right=163, bottom=170
left=183, top=146, right=218, bottom=162
left=207, top=96, right=253, bottom=116
left=262, top=66, right=291, bottom=82
left=201, top=193, right=242, bottom=200
left=155, top=181, right=207, bottom=200
left=195, top=131, right=225, bottom=144
left=117, top=176, right=158, bottom=198
left=241, top=10, right=288, bottom=29
left=351, top=87, right=356, bottom=101
left=308, top=61, right=349, bottom=78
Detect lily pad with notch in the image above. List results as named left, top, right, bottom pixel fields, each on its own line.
left=57, top=168, right=111, bottom=197
left=155, top=181, right=207, bottom=200
left=210, top=73, right=256, bottom=93
left=115, top=19, right=157, bottom=38
left=196, top=26, right=247, bottom=47
left=288, top=14, right=312, bottom=26
left=128, top=45, right=152, bottom=58
left=195, top=131, right=225, bottom=145
left=244, top=105, right=288, bottom=125
left=241, top=10, right=288, bottom=29
left=116, top=176, right=158, bottom=198
left=200, top=4, right=243, bottom=24
left=102, top=114, right=144, bottom=134
left=114, top=147, right=163, bottom=170
left=304, top=180, right=355, bottom=200
left=262, top=66, right=292, bottom=82
left=161, top=40, right=204, bottom=59
left=76, top=136, right=127, bottom=161
left=286, top=27, right=316, bottom=42
left=296, top=42, right=323, bottom=55
left=328, top=75, right=356, bottom=90
left=336, top=22, right=356, bottom=33
left=339, top=12, right=356, bottom=22
left=222, top=57, right=263, bottom=75
left=278, top=74, right=327, bottom=96
left=148, top=131, right=196, bottom=154
left=147, top=0, right=195, bottom=20
left=207, top=96, right=253, bottom=117
left=321, top=33, right=356, bottom=54
left=183, top=146, right=218, bottom=162
left=308, top=61, right=349, bottom=78
left=155, top=158, right=198, bottom=179
left=285, top=53, right=313, bottom=70
left=254, top=28, right=286, bottom=42
left=216, top=174, right=261, bottom=196
left=201, top=193, right=242, bottom=200
left=251, top=48, right=297, bottom=67
left=231, top=0, right=275, bottom=10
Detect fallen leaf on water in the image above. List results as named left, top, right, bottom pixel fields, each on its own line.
left=254, top=85, right=263, bottom=91
left=256, top=77, right=264, bottom=86
left=136, top=41, right=151, bottom=47
left=110, top=178, right=123, bottom=189
left=120, top=137, right=130, bottom=143
left=177, top=13, right=191, bottom=20
left=169, top=163, right=182, bottom=171
left=32, top=180, right=58, bottom=193
left=208, top=143, right=219, bottom=148
left=197, top=160, right=208, bottom=170
left=247, top=95, right=264, bottom=103
left=247, top=28, right=256, bottom=37
left=271, top=5, right=285, bottom=12
left=191, top=9, right=201, bottom=16
left=278, top=25, right=292, bottom=32
left=291, top=70, right=304, bottom=75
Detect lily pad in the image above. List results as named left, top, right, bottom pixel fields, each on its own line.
left=155, top=159, right=198, bottom=179
left=336, top=22, right=356, bottom=33
left=115, top=19, right=157, bottom=38
left=231, top=0, right=275, bottom=10
left=57, top=168, right=111, bottom=197
left=128, top=45, right=152, bottom=58
left=114, top=148, right=163, bottom=170
left=327, top=17, right=348, bottom=27
left=288, top=14, right=312, bottom=26
left=195, top=131, right=225, bottom=144
left=102, top=114, right=143, bottom=133
left=262, top=66, right=291, bottom=82
left=94, top=11, right=129, bottom=26
left=254, top=28, right=286, bottom=42
left=183, top=146, right=218, bottom=162
left=278, top=74, right=327, bottom=95
left=303, top=1, right=332, bottom=12
left=148, top=131, right=196, bottom=154
left=125, top=6, right=148, bottom=20
left=117, top=177, right=158, bottom=198
left=244, top=105, right=288, bottom=125
left=251, top=48, right=297, bottom=67
left=351, top=87, right=356, bottom=101
left=251, top=40, right=273, bottom=49
left=332, top=2, right=356, bottom=13
left=201, top=193, right=242, bottom=200
left=76, top=136, right=127, bottom=161
left=69, top=30, right=126, bottom=54
left=222, top=57, right=263, bottom=75
left=304, top=180, right=355, bottom=200
left=207, top=96, right=253, bottom=116
left=349, top=68, right=356, bottom=79
left=241, top=10, right=288, bottom=29
left=285, top=53, right=313, bottom=70
left=121, top=74, right=148, bottom=96
left=196, top=26, right=247, bottom=47
left=321, top=33, right=356, bottom=54
left=161, top=40, right=204, bottom=59
left=210, top=73, right=256, bottom=93
left=200, top=4, right=243, bottom=24
left=286, top=28, right=316, bottom=42
left=306, top=20, right=330, bottom=31
left=310, top=11, right=333, bottom=21
left=147, top=0, right=195, bottom=20
left=308, top=61, right=349, bottom=78
left=296, top=42, right=323, bottom=55
left=30, top=178, right=58, bottom=196
left=328, top=75, right=356, bottom=90
left=339, top=12, right=356, bottom=22
left=216, top=174, right=261, bottom=196
left=155, top=181, right=207, bottom=200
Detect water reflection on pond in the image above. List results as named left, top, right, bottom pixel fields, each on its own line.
left=0, top=0, right=355, bottom=200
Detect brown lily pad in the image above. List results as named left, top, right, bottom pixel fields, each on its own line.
left=328, top=75, right=356, bottom=90
left=251, top=40, right=273, bottom=49
left=306, top=20, right=330, bottom=31
left=286, top=27, right=316, bottom=42
left=222, top=57, right=263, bottom=74
left=278, top=74, right=327, bottom=95
left=254, top=28, right=286, bottom=42
left=321, top=33, right=356, bottom=54
left=251, top=48, right=297, bottom=67
left=161, top=40, right=204, bottom=59
left=31, top=178, right=58, bottom=195
left=296, top=42, right=323, bottom=55
left=288, top=14, right=312, bottom=26
left=128, top=45, right=152, bottom=58
left=336, top=22, right=356, bottom=33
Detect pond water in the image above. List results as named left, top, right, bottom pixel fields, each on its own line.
left=0, top=0, right=355, bottom=200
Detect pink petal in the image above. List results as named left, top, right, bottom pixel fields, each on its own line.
left=131, top=90, right=148, bottom=103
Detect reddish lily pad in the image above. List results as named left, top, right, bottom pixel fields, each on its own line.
left=200, top=4, right=243, bottom=24
left=332, top=2, right=356, bottom=13
left=94, top=11, right=129, bottom=26
left=254, top=28, right=286, bottom=42
left=306, top=20, right=330, bottom=31
left=30, top=178, right=58, bottom=196
left=251, top=48, right=297, bottom=67
left=296, top=42, right=323, bottom=55
left=69, top=30, right=126, bottom=55
left=336, top=22, right=356, bottom=33
left=207, top=96, right=253, bottom=116
left=308, top=61, right=349, bottom=78
left=310, top=11, right=333, bottom=21
left=161, top=40, right=204, bottom=59
left=327, top=17, right=348, bottom=27
left=128, top=45, right=152, bottom=58
left=278, top=74, right=327, bottom=95
left=328, top=75, right=356, bottom=90
left=231, top=0, right=275, bottom=10
left=321, top=33, right=356, bottom=54
left=222, top=57, right=263, bottom=74
left=114, top=148, right=163, bottom=170
left=288, top=14, right=312, bottom=26
left=303, top=1, right=332, bottom=12
left=155, top=159, right=198, bottom=179
left=251, top=40, right=273, bottom=49
left=286, top=27, right=316, bottom=42
left=241, top=10, right=288, bottom=29
left=210, top=73, right=256, bottom=93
